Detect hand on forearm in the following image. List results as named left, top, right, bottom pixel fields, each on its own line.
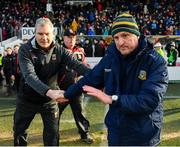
left=83, top=85, right=112, bottom=104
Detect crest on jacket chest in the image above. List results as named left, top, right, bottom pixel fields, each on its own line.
left=138, top=70, right=147, bottom=80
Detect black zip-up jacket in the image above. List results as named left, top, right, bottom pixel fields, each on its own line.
left=2, top=54, right=14, bottom=75
left=12, top=53, right=21, bottom=76
left=18, top=37, right=90, bottom=104
left=58, top=44, right=86, bottom=90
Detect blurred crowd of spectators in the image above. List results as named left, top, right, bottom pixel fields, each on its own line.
left=0, top=0, right=180, bottom=41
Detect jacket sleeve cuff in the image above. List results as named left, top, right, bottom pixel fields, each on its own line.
left=111, top=95, right=121, bottom=106
left=43, top=87, right=51, bottom=97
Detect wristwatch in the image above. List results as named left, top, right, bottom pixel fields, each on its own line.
left=112, top=95, right=118, bottom=102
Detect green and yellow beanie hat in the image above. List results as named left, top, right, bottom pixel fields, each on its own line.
left=111, top=13, right=140, bottom=37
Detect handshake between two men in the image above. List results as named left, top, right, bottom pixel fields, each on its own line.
left=46, top=85, right=113, bottom=104
left=46, top=89, right=69, bottom=103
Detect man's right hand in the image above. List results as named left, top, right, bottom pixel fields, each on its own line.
left=46, top=89, right=64, bottom=100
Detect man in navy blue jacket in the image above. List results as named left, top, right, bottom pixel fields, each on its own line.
left=57, top=13, right=169, bottom=146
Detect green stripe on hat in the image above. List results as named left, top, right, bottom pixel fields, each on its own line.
left=111, top=13, right=140, bottom=36
left=112, top=24, right=139, bottom=34
left=114, top=17, right=137, bottom=23
left=112, top=21, right=139, bottom=29
left=111, top=27, right=140, bottom=37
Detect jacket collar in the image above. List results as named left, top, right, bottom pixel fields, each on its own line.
left=30, top=36, right=56, bottom=53
left=107, top=35, right=153, bottom=62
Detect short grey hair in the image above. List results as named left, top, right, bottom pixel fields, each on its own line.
left=35, top=17, right=54, bottom=33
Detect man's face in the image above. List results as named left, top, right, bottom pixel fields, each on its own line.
left=63, top=35, right=76, bottom=50
left=170, top=45, right=175, bottom=50
left=113, top=32, right=139, bottom=56
left=85, top=40, right=89, bottom=44
left=35, top=24, right=54, bottom=49
left=7, top=48, right=12, bottom=55
left=14, top=46, right=19, bottom=54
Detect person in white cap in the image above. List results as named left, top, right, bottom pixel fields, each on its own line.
left=167, top=41, right=179, bottom=66
left=154, top=42, right=166, bottom=58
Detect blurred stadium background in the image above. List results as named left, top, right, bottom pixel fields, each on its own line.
left=0, top=0, right=180, bottom=146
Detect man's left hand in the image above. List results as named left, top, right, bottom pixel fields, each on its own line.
left=83, top=85, right=112, bottom=104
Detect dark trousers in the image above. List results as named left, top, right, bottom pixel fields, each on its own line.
left=4, top=70, right=12, bottom=86
left=14, top=73, right=21, bottom=92
left=13, top=99, right=59, bottom=146
left=58, top=94, right=89, bottom=137
left=4, top=71, right=12, bottom=95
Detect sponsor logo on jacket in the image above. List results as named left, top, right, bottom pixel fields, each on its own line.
left=104, top=68, right=112, bottom=72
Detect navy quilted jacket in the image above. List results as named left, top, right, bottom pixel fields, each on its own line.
left=64, top=35, right=169, bottom=145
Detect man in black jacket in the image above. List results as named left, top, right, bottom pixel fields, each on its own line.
left=58, top=29, right=93, bottom=144
left=12, top=44, right=21, bottom=92
left=13, top=17, right=89, bottom=146
left=2, top=47, right=14, bottom=96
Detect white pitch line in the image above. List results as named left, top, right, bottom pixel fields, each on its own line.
left=0, top=97, right=16, bottom=100
left=61, top=119, right=75, bottom=123
left=162, top=131, right=180, bottom=141
left=164, top=96, right=180, bottom=98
